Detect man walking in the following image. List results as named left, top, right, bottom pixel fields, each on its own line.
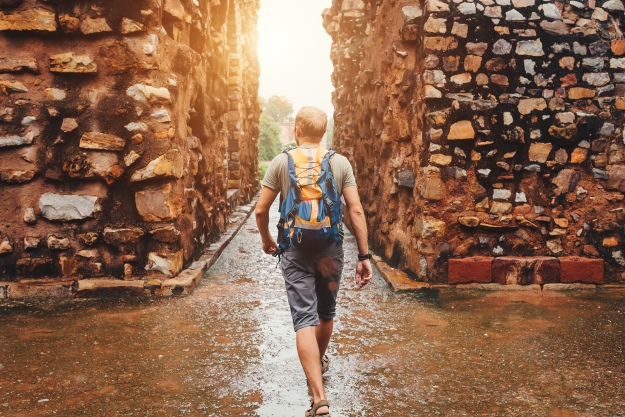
left=255, top=106, right=372, bottom=416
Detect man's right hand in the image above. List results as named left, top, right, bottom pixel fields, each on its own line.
left=262, top=238, right=278, bottom=255
left=355, top=259, right=372, bottom=288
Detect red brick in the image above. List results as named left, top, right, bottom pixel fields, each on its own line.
left=492, top=257, right=560, bottom=285
left=448, top=257, right=493, bottom=284
left=534, top=257, right=561, bottom=284
left=560, top=257, right=604, bottom=284
left=492, top=257, right=529, bottom=285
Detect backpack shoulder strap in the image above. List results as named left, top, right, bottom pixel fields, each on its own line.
left=283, top=148, right=302, bottom=201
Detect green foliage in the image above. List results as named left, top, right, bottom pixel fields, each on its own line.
left=260, top=95, right=294, bottom=123
left=326, top=118, right=334, bottom=148
left=259, top=113, right=282, bottom=161
left=259, top=160, right=270, bottom=180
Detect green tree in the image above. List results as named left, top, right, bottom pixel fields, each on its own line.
left=260, top=95, right=294, bottom=123
left=259, top=113, right=282, bottom=161
left=326, top=117, right=334, bottom=148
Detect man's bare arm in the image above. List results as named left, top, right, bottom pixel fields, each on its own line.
left=342, top=186, right=372, bottom=287
left=255, top=186, right=279, bottom=254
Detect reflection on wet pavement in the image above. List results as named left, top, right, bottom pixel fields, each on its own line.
left=1, top=205, right=625, bottom=416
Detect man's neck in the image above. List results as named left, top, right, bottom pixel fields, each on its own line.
left=298, top=138, right=322, bottom=147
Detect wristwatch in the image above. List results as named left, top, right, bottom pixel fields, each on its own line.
left=358, top=253, right=372, bottom=261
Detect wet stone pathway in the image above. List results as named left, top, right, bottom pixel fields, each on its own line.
left=1, top=205, right=625, bottom=416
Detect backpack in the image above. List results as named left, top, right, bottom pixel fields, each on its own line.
left=274, top=146, right=344, bottom=256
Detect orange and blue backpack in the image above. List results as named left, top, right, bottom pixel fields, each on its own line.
left=274, top=146, right=344, bottom=256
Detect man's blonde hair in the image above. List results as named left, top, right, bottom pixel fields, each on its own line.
left=295, top=106, right=327, bottom=140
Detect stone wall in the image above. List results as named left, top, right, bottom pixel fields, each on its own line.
left=325, top=0, right=625, bottom=283
left=0, top=0, right=260, bottom=283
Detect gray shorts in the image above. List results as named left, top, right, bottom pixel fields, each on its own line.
left=280, top=244, right=344, bottom=332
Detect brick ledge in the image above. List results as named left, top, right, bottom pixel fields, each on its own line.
left=373, top=255, right=624, bottom=292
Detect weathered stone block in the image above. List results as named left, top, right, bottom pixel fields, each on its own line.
left=103, top=228, right=145, bottom=246
left=79, top=132, right=126, bottom=151
left=130, top=149, right=184, bottom=182
left=415, top=217, right=446, bottom=238
left=518, top=98, right=547, bottom=114
left=120, top=17, right=145, bottom=34
left=47, top=235, right=70, bottom=250
left=15, top=258, right=54, bottom=277
left=560, top=257, right=604, bottom=284
left=448, top=120, right=474, bottom=140
left=50, top=53, right=97, bottom=73
left=448, top=257, right=493, bottom=284
left=420, top=175, right=445, bottom=201
left=8, top=282, right=72, bottom=299
left=135, top=183, right=183, bottom=222
left=0, top=57, right=38, bottom=73
left=0, top=8, right=56, bottom=32
left=0, top=239, right=13, bottom=254
left=145, top=251, right=184, bottom=277
left=568, top=87, right=595, bottom=99
left=0, top=79, right=27, bottom=93
left=424, top=36, right=458, bottom=51
left=80, top=17, right=112, bottom=35
left=606, top=167, right=625, bottom=192
left=149, top=226, right=181, bottom=243
left=0, top=169, right=36, bottom=183
left=39, top=193, right=99, bottom=221
left=126, top=84, right=171, bottom=103
left=529, top=142, right=552, bottom=163
left=73, top=279, right=149, bottom=298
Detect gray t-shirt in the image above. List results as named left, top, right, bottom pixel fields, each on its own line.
left=261, top=146, right=357, bottom=198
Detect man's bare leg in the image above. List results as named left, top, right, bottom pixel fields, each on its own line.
left=316, top=318, right=333, bottom=360
left=296, top=326, right=330, bottom=415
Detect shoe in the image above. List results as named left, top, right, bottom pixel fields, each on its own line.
left=305, top=400, right=330, bottom=416
left=321, top=354, right=330, bottom=374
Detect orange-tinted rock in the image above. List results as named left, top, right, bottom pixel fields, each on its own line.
left=529, top=142, right=552, bottom=163
left=611, top=40, right=625, bottom=55
left=518, top=98, right=547, bottom=114
left=464, top=55, right=482, bottom=72
left=568, top=87, right=595, bottom=99
left=570, top=148, right=587, bottom=163
left=448, top=120, right=474, bottom=140
left=559, top=73, right=577, bottom=87
left=424, top=36, right=458, bottom=51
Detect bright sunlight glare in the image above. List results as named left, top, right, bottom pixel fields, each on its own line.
left=257, top=0, right=334, bottom=117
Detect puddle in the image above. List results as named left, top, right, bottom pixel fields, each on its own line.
left=1, top=204, right=625, bottom=416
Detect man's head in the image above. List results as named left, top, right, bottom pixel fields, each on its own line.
left=294, top=106, right=327, bottom=143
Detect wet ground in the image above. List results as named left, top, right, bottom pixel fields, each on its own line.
left=1, top=206, right=625, bottom=417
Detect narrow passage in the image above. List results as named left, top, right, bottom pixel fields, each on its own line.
left=0, top=204, right=624, bottom=416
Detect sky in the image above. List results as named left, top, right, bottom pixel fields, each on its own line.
left=257, top=0, right=335, bottom=118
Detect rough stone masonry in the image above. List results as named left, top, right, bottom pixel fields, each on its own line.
left=325, top=0, right=625, bottom=284
left=0, top=0, right=260, bottom=291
